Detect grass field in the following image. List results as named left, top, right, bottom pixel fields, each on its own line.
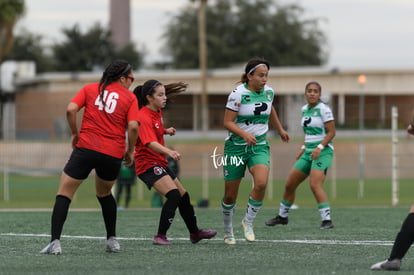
left=1, top=207, right=414, bottom=274
left=1, top=174, right=414, bottom=209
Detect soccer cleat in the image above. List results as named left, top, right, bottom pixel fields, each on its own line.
left=224, top=234, right=236, bottom=245
left=152, top=234, right=172, bottom=245
left=241, top=219, right=255, bottom=242
left=224, top=227, right=236, bottom=245
left=106, top=236, right=120, bottom=253
left=40, top=239, right=61, bottom=255
left=265, top=215, right=288, bottom=226
left=320, top=220, right=334, bottom=229
left=190, top=229, right=218, bottom=244
left=370, top=259, right=401, bottom=271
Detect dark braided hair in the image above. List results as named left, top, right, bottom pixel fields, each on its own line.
left=133, top=80, right=187, bottom=109
left=98, top=59, right=132, bottom=106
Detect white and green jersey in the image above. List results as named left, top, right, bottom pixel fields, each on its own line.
left=301, top=101, right=334, bottom=149
left=225, top=83, right=274, bottom=145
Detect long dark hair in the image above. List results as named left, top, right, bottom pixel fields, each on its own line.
left=98, top=60, right=132, bottom=105
left=240, top=57, right=270, bottom=84
left=133, top=80, right=187, bottom=109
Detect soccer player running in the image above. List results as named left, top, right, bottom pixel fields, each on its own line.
left=265, top=81, right=336, bottom=229
left=133, top=80, right=217, bottom=245
left=221, top=58, right=289, bottom=244
left=370, top=122, right=414, bottom=271
left=40, top=60, right=139, bottom=254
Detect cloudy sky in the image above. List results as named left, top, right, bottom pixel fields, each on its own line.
left=15, top=0, right=414, bottom=69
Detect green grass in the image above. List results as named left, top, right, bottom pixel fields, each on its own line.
left=1, top=208, right=414, bottom=274
left=1, top=173, right=413, bottom=209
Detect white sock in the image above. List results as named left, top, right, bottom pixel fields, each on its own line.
left=278, top=200, right=293, bottom=218
left=319, top=206, right=331, bottom=221
left=222, top=200, right=235, bottom=235
left=244, top=197, right=263, bottom=224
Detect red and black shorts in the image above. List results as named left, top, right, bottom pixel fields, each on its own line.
left=138, top=165, right=177, bottom=190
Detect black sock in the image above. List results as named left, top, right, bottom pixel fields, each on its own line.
left=125, top=185, right=131, bottom=208
left=158, top=189, right=180, bottom=235
left=97, top=194, right=117, bottom=239
left=51, top=195, right=71, bottom=241
left=178, top=192, right=198, bottom=234
left=389, top=213, right=414, bottom=260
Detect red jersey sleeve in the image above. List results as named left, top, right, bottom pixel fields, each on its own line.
left=71, top=86, right=87, bottom=107
left=138, top=115, right=158, bottom=146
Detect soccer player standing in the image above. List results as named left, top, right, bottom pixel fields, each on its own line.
left=221, top=58, right=289, bottom=244
left=133, top=80, right=217, bottom=245
left=265, top=81, right=336, bottom=229
left=40, top=60, right=139, bottom=254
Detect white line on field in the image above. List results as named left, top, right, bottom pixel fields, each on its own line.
left=0, top=233, right=393, bottom=245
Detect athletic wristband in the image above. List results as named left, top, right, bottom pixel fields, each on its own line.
left=300, top=145, right=305, bottom=150
left=317, top=144, right=324, bottom=150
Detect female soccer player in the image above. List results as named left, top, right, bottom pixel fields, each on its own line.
left=221, top=57, right=290, bottom=244
left=133, top=79, right=217, bottom=245
left=370, top=122, right=414, bottom=271
left=40, top=60, right=139, bottom=254
left=265, top=81, right=336, bottom=229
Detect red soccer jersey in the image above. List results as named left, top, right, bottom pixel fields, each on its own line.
left=71, top=82, right=139, bottom=159
left=134, top=106, right=168, bottom=175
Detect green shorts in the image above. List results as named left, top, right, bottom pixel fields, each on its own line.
left=223, top=139, right=270, bottom=181
left=293, top=146, right=333, bottom=175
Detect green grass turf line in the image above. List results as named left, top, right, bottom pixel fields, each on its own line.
left=1, top=208, right=414, bottom=274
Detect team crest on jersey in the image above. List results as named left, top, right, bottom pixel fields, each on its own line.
left=155, top=123, right=160, bottom=128
left=266, top=91, right=272, bottom=101
left=153, top=166, right=164, bottom=175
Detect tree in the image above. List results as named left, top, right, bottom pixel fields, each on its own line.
left=0, top=0, right=25, bottom=63
left=52, top=23, right=143, bottom=72
left=162, top=0, right=328, bottom=69
left=113, top=42, right=144, bottom=70
left=4, top=29, right=54, bottom=72
left=53, top=23, right=114, bottom=71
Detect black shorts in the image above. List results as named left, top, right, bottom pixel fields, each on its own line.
left=63, top=147, right=123, bottom=181
left=138, top=165, right=176, bottom=190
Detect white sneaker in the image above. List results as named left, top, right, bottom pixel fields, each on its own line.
left=241, top=219, right=255, bottom=242
left=371, top=259, right=401, bottom=271
left=106, top=236, right=120, bottom=253
left=40, top=239, right=61, bottom=255
left=224, top=234, right=236, bottom=245
left=223, top=227, right=236, bottom=245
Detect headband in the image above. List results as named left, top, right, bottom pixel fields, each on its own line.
left=247, top=63, right=267, bottom=75
left=145, top=81, right=162, bottom=95
left=115, top=64, right=131, bottom=79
